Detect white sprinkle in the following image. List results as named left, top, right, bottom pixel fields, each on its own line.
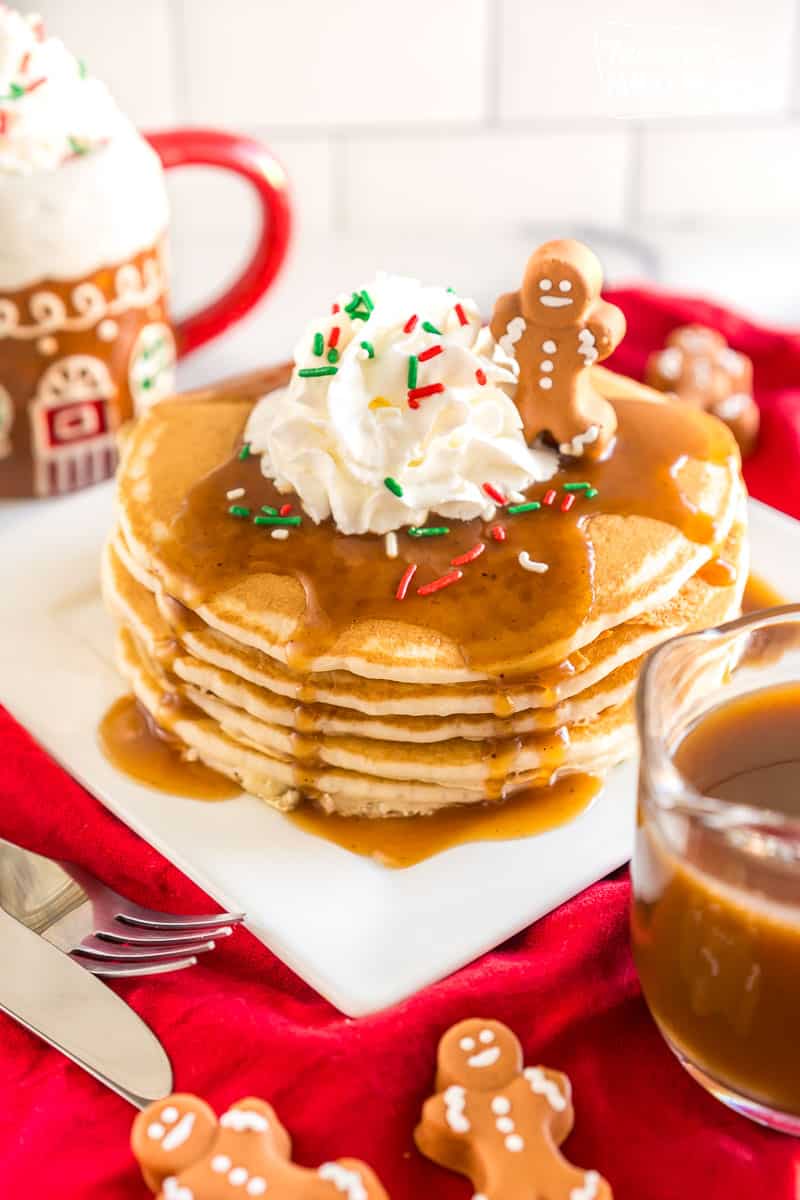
left=385, top=531, right=398, bottom=559
left=226, top=487, right=245, bottom=500
left=271, top=528, right=290, bottom=540
left=211, top=1155, right=232, bottom=1174
left=505, top=1134, right=524, bottom=1152
left=508, top=490, right=526, bottom=504
left=518, top=551, right=549, bottom=574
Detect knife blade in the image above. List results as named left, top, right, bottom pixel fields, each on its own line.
left=0, top=906, right=172, bottom=1108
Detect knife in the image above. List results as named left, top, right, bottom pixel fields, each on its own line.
left=0, top=906, right=172, bottom=1108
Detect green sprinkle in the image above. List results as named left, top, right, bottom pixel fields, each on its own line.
left=408, top=525, right=450, bottom=538
left=68, top=136, right=88, bottom=156
left=407, top=355, right=418, bottom=390
left=584, top=487, right=599, bottom=499
left=238, top=443, right=251, bottom=461
left=313, top=332, right=324, bottom=356
left=508, top=501, right=542, bottom=515
left=228, top=505, right=251, bottom=518
left=360, top=289, right=374, bottom=312
left=298, top=366, right=338, bottom=378
left=9, top=82, right=25, bottom=99
left=384, top=476, right=403, bottom=498
left=344, top=292, right=362, bottom=313
left=563, top=481, right=592, bottom=492
left=421, top=321, right=441, bottom=335
left=140, top=377, right=153, bottom=390
left=261, top=505, right=278, bottom=515
left=327, top=348, right=339, bottom=363
left=446, top=286, right=456, bottom=294
left=78, top=59, right=88, bottom=79
left=360, top=341, right=375, bottom=359
left=254, top=515, right=302, bottom=527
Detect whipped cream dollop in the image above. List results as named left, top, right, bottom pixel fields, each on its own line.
left=245, top=274, right=557, bottom=536
left=0, top=7, right=129, bottom=172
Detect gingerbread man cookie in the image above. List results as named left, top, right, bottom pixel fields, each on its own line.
left=132, top=1093, right=388, bottom=1200
left=645, top=324, right=759, bottom=457
left=491, top=240, right=625, bottom=460
left=415, top=1019, right=612, bottom=1200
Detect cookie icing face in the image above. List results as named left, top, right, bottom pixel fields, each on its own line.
left=521, top=249, right=596, bottom=328
left=437, top=1018, right=522, bottom=1091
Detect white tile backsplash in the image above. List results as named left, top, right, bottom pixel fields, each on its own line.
left=181, top=0, right=489, bottom=128
left=24, top=1, right=800, bottom=253
left=499, top=0, right=796, bottom=120
left=35, top=0, right=177, bottom=127
left=342, top=131, right=631, bottom=230
left=641, top=125, right=800, bottom=225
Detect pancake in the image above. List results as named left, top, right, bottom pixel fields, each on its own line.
left=105, top=279, right=748, bottom=818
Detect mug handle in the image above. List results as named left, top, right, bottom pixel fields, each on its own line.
left=144, top=128, right=292, bottom=358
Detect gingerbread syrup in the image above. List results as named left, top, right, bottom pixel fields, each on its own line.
left=632, top=680, right=800, bottom=1115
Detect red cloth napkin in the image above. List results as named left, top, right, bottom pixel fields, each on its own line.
left=2, top=286, right=800, bottom=1200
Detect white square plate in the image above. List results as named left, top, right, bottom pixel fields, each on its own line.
left=0, top=490, right=797, bottom=1015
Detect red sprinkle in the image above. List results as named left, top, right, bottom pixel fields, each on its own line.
left=451, top=542, right=485, bottom=567
left=279, top=503, right=293, bottom=517
left=490, top=524, right=507, bottom=542
left=454, top=303, right=468, bottom=327
left=418, top=344, right=443, bottom=362
left=403, top=314, right=418, bottom=334
left=408, top=383, right=445, bottom=404
left=417, top=569, right=463, bottom=597
left=331, top=303, right=340, bottom=314
left=483, top=482, right=506, bottom=506
left=475, top=368, right=487, bottom=385
left=25, top=76, right=47, bottom=94
left=328, top=325, right=341, bottom=349
left=33, top=19, right=45, bottom=40
left=543, top=489, right=557, bottom=506
left=0, top=112, right=7, bottom=136
left=20, top=52, right=31, bottom=73
left=395, top=562, right=418, bottom=600
left=561, top=493, right=576, bottom=512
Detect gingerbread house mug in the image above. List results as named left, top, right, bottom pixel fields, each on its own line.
left=0, top=126, right=291, bottom=498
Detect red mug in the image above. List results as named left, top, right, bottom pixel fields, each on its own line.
left=0, top=127, right=292, bottom=498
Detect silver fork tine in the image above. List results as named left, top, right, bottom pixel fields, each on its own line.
left=115, top=909, right=244, bottom=931
left=76, top=954, right=199, bottom=978
left=74, top=935, right=217, bottom=962
left=95, top=924, right=233, bottom=946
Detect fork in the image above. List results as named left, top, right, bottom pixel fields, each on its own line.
left=0, top=837, right=244, bottom=977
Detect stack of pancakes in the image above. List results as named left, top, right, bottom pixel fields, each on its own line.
left=103, top=366, right=747, bottom=817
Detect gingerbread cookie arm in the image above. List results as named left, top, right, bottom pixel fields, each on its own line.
left=132, top=1093, right=219, bottom=1193
left=585, top=299, right=626, bottom=361
left=490, top=291, right=522, bottom=350
left=414, top=1091, right=476, bottom=1178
